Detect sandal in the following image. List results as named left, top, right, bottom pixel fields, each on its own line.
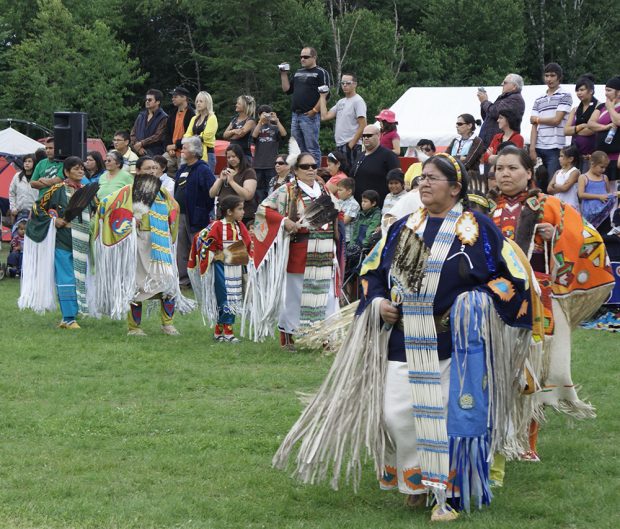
left=519, top=450, right=541, bottom=462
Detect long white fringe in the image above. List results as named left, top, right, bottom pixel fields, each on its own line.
left=18, top=222, right=57, bottom=313
left=273, top=298, right=391, bottom=491
left=93, top=219, right=137, bottom=320
left=242, top=220, right=290, bottom=341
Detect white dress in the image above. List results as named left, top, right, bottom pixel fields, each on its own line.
left=554, top=167, right=580, bottom=210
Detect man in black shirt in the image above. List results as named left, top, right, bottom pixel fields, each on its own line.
left=351, top=126, right=400, bottom=205
left=280, top=46, right=330, bottom=165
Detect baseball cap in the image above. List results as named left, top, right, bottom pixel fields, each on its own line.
left=171, top=86, right=190, bottom=97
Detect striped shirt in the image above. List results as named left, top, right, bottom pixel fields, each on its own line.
left=531, top=87, right=573, bottom=149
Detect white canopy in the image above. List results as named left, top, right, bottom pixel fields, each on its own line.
left=389, top=84, right=607, bottom=148
left=0, top=127, right=43, bottom=155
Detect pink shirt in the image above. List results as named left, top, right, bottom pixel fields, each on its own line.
left=380, top=129, right=399, bottom=151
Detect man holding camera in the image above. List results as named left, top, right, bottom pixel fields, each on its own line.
left=319, top=73, right=367, bottom=167
left=280, top=47, right=330, bottom=165
left=252, top=104, right=288, bottom=202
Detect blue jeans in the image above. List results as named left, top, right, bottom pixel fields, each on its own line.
left=207, top=152, right=216, bottom=173
left=291, top=113, right=321, bottom=165
left=536, top=148, right=560, bottom=192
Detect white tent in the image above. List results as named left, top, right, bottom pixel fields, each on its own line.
left=390, top=84, right=607, bottom=149
left=0, top=127, right=43, bottom=155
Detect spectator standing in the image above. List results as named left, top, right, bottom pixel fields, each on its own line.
left=280, top=46, right=330, bottom=165
left=482, top=109, right=524, bottom=166
left=112, top=131, right=139, bottom=175
left=587, top=76, right=620, bottom=183
left=564, top=75, right=598, bottom=172
left=209, top=144, right=257, bottom=226
left=351, top=125, right=400, bottom=205
left=446, top=114, right=486, bottom=192
left=547, top=145, right=581, bottom=211
left=9, top=154, right=38, bottom=220
left=318, top=73, right=367, bottom=167
left=529, top=63, right=573, bottom=182
left=184, top=91, right=218, bottom=172
left=376, top=109, right=400, bottom=155
left=252, top=104, right=287, bottom=202
left=30, top=137, right=63, bottom=199
left=131, top=89, right=169, bottom=156
left=174, top=136, right=216, bottom=287
left=336, top=177, right=359, bottom=242
left=165, top=86, right=195, bottom=176
left=404, top=140, right=436, bottom=190
left=223, top=95, right=256, bottom=162
left=269, top=154, right=295, bottom=194
left=478, top=73, right=525, bottom=147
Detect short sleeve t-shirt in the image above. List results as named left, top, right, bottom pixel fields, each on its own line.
left=31, top=158, right=63, bottom=198
left=253, top=124, right=281, bottom=169
left=380, top=129, right=400, bottom=151
left=287, top=66, right=331, bottom=113
left=217, top=168, right=258, bottom=221
left=330, top=94, right=367, bottom=146
left=531, top=87, right=573, bottom=149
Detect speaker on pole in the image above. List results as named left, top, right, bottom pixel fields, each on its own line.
left=53, top=111, right=88, bottom=160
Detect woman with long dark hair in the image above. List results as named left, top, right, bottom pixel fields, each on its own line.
left=83, top=150, right=105, bottom=184
left=9, top=154, right=38, bottom=221
left=447, top=113, right=486, bottom=192
left=564, top=75, right=597, bottom=171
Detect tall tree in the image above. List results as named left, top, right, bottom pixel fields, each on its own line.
left=0, top=0, right=145, bottom=140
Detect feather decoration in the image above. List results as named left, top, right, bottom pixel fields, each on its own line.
left=300, top=193, right=339, bottom=228
left=391, top=228, right=430, bottom=295
left=132, top=175, right=162, bottom=218
left=64, top=183, right=99, bottom=222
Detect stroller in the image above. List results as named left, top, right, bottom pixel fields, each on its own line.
left=3, top=211, right=29, bottom=279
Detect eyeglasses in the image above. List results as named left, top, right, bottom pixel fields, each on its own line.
left=298, top=163, right=318, bottom=170
left=341, top=81, right=354, bottom=86
left=455, top=122, right=466, bottom=126
left=275, top=161, right=288, bottom=165
left=415, top=174, right=450, bottom=184
left=145, top=98, right=155, bottom=102
left=420, top=146, right=432, bottom=153
left=362, top=133, right=376, bottom=138
left=300, top=55, right=312, bottom=59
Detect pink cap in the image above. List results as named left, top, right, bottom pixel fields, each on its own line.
left=375, top=109, right=397, bottom=123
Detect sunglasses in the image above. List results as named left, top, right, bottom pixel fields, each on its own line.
left=455, top=122, right=467, bottom=126
left=145, top=98, right=155, bottom=102
left=341, top=81, right=354, bottom=86
left=298, top=163, right=318, bottom=170
left=275, top=161, right=288, bottom=165
left=362, top=133, right=376, bottom=138
left=420, top=146, right=432, bottom=152
left=300, top=55, right=312, bottom=59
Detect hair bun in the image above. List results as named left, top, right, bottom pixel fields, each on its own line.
left=475, top=119, right=482, bottom=126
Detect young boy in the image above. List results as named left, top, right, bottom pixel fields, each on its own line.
left=7, top=220, right=26, bottom=277
left=382, top=169, right=407, bottom=215
left=349, top=189, right=381, bottom=251
left=336, top=177, right=360, bottom=243
left=252, top=104, right=287, bottom=202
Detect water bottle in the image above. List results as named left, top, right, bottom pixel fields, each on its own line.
left=604, top=125, right=617, bottom=144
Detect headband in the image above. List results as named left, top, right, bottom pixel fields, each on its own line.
left=434, top=152, right=462, bottom=183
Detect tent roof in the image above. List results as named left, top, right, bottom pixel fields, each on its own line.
left=0, top=127, right=43, bottom=156
left=389, top=84, right=607, bottom=148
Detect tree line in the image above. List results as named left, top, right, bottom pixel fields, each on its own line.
left=0, top=0, right=616, bottom=152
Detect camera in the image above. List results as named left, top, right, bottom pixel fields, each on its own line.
left=318, top=85, right=329, bottom=94
left=278, top=63, right=290, bottom=72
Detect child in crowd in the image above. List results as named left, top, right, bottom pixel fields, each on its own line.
left=252, top=104, right=287, bottom=202
left=382, top=169, right=407, bottom=215
left=336, top=177, right=360, bottom=243
left=349, top=189, right=381, bottom=251
left=7, top=220, right=26, bottom=277
left=188, top=195, right=252, bottom=343
left=547, top=144, right=580, bottom=211
left=153, top=155, right=175, bottom=196
left=578, top=150, right=619, bottom=228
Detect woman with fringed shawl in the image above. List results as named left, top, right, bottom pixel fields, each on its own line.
left=92, top=156, right=187, bottom=336
left=244, top=152, right=343, bottom=349
left=273, top=154, right=536, bottom=522
left=19, top=157, right=97, bottom=328
left=491, top=145, right=615, bottom=461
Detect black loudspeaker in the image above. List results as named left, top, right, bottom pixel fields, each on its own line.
left=53, top=111, right=88, bottom=160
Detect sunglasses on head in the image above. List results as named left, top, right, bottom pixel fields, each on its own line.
left=298, top=163, right=318, bottom=170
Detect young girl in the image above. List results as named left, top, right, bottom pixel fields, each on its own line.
left=547, top=145, right=581, bottom=210
left=578, top=150, right=619, bottom=228
left=188, top=195, right=252, bottom=343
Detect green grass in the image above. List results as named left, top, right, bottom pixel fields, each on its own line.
left=0, top=263, right=618, bottom=529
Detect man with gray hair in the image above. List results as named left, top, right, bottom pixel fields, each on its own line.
left=174, top=136, right=216, bottom=286
left=477, top=73, right=526, bottom=148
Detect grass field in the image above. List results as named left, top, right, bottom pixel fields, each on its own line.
left=0, top=264, right=618, bottom=529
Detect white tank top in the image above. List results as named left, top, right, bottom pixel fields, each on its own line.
left=554, top=167, right=580, bottom=210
